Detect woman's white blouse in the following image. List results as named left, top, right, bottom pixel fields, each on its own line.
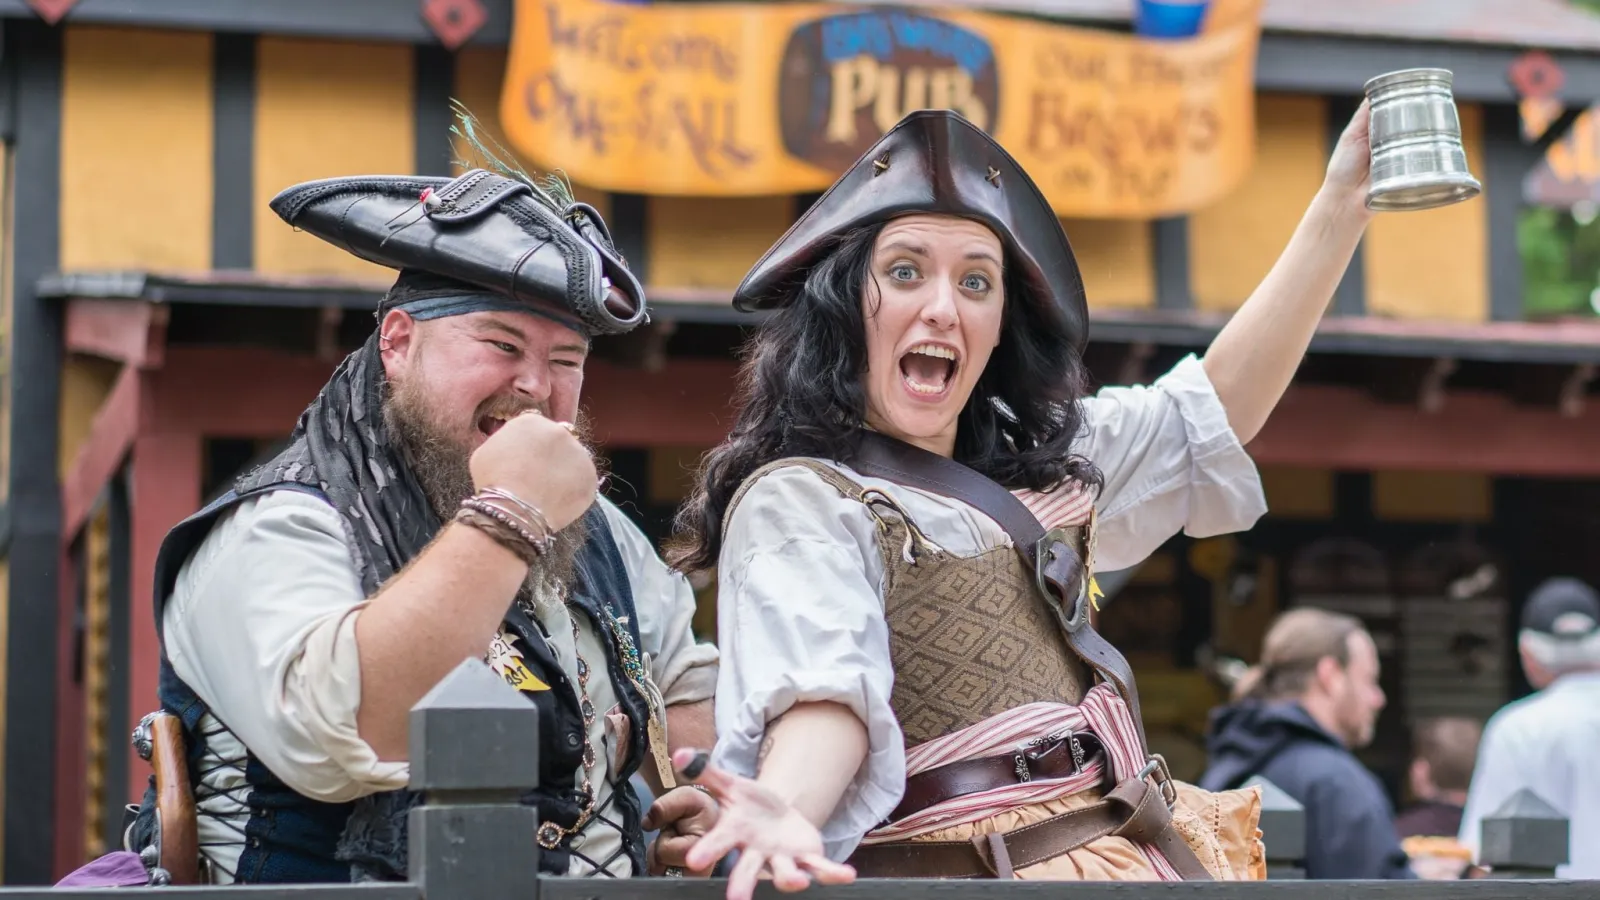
left=710, top=354, right=1268, bottom=861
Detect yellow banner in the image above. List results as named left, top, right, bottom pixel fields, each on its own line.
left=501, top=0, right=1262, bottom=218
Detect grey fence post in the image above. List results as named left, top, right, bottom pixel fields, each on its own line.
left=1479, top=788, right=1569, bottom=879
left=1244, top=776, right=1306, bottom=879
left=408, top=657, right=542, bottom=898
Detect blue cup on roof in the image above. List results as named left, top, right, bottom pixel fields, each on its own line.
left=1135, top=0, right=1211, bottom=38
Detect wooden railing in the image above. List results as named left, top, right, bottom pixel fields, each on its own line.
left=42, top=658, right=1584, bottom=899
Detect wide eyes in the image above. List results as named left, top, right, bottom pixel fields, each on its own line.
left=886, top=262, right=994, bottom=295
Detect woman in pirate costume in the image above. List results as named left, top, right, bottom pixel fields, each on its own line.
left=667, top=104, right=1380, bottom=895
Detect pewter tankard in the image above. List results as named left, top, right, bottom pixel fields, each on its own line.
left=1364, top=68, right=1482, bottom=211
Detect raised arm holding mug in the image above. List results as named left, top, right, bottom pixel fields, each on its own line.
left=660, top=96, right=1418, bottom=899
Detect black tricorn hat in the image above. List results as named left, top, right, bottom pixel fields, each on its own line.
left=732, top=110, right=1088, bottom=351
left=269, top=169, right=646, bottom=336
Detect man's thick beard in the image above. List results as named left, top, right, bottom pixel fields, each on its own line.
left=382, top=374, right=592, bottom=599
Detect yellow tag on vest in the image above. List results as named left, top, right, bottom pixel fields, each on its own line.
left=486, top=630, right=550, bottom=693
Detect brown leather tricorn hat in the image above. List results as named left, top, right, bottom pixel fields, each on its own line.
left=731, top=109, right=1088, bottom=351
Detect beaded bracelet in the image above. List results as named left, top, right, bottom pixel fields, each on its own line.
left=467, top=495, right=543, bottom=540
left=454, top=507, right=544, bottom=565
left=477, top=487, right=554, bottom=537
left=461, top=496, right=554, bottom=554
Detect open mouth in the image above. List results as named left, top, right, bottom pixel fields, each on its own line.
left=898, top=342, right=959, bottom=398
left=477, top=414, right=512, bottom=438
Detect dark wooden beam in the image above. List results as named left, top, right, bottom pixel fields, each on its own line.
left=610, top=194, right=649, bottom=285
left=1152, top=218, right=1192, bottom=311
left=102, top=466, right=133, bottom=849
left=211, top=32, right=255, bottom=270
left=1483, top=103, right=1538, bottom=322
left=51, top=529, right=83, bottom=881
left=4, top=20, right=64, bottom=885
left=1327, top=95, right=1367, bottom=317
left=1530, top=105, right=1587, bottom=156
left=413, top=43, right=455, bottom=176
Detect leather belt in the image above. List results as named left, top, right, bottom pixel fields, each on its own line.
left=857, top=771, right=1203, bottom=877
left=852, top=771, right=1214, bottom=881
left=890, top=731, right=1105, bottom=822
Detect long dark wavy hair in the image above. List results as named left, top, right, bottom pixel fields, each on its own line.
left=669, top=222, right=1103, bottom=573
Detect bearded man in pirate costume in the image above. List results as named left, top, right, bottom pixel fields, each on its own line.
left=666, top=104, right=1384, bottom=898
left=126, top=159, right=718, bottom=883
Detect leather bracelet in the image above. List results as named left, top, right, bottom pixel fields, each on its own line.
left=454, top=507, right=544, bottom=565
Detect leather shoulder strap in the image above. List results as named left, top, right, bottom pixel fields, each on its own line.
left=853, top=433, right=1050, bottom=559
left=849, top=431, right=1152, bottom=750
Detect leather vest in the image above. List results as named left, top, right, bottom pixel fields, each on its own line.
left=728, top=459, right=1091, bottom=747
left=131, top=484, right=652, bottom=882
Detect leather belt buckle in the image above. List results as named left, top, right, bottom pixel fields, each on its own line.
left=1034, top=528, right=1090, bottom=633
left=1011, top=729, right=1086, bottom=784
left=1137, top=754, right=1178, bottom=809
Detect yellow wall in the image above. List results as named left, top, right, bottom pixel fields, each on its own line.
left=453, top=47, right=611, bottom=220
left=1259, top=465, right=1335, bottom=519
left=648, top=446, right=705, bottom=505
left=59, top=357, right=122, bottom=477
left=1063, top=218, right=1154, bottom=309
left=60, top=27, right=213, bottom=272
left=1189, top=94, right=1329, bottom=312
left=253, top=38, right=415, bottom=279
left=1372, top=470, right=1493, bottom=522
left=1363, top=103, right=1489, bottom=322
left=648, top=195, right=794, bottom=288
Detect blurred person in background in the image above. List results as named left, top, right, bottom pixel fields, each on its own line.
left=1396, top=717, right=1481, bottom=839
left=1396, top=717, right=1481, bottom=880
left=1199, top=608, right=1414, bottom=880
left=1458, top=577, right=1600, bottom=879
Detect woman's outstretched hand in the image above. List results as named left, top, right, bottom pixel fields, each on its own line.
left=673, top=748, right=858, bottom=900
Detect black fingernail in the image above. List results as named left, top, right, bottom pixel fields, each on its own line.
left=680, top=750, right=710, bottom=780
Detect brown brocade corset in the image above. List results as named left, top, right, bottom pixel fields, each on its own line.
left=728, top=459, right=1092, bottom=748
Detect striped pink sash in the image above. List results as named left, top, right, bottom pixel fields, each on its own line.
left=1011, top=481, right=1094, bottom=530
left=863, top=684, right=1180, bottom=880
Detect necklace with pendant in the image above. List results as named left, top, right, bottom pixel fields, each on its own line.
left=534, top=608, right=601, bottom=851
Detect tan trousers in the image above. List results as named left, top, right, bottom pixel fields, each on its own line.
left=903, top=781, right=1266, bottom=881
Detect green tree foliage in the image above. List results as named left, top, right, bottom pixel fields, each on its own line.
left=1521, top=206, right=1600, bottom=318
